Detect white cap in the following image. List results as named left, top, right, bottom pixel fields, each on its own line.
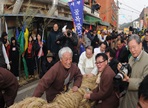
left=62, top=25, right=67, bottom=33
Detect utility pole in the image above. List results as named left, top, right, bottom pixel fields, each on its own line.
left=117, top=0, right=119, bottom=31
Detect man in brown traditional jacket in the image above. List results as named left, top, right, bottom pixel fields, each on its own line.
left=84, top=53, right=119, bottom=108
left=33, top=47, right=82, bottom=102
left=0, top=67, right=19, bottom=107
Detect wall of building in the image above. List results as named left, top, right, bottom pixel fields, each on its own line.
left=96, top=0, right=118, bottom=28
left=140, top=7, right=148, bottom=29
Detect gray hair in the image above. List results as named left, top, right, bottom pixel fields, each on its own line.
left=127, top=34, right=141, bottom=45
left=58, top=47, right=73, bottom=59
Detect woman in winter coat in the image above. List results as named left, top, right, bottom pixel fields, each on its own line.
left=9, top=37, right=19, bottom=80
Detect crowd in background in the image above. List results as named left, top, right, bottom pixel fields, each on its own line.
left=0, top=23, right=148, bottom=80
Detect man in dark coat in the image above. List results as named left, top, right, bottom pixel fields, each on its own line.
left=116, top=38, right=130, bottom=63
left=56, top=25, right=79, bottom=63
left=91, top=30, right=100, bottom=48
left=33, top=47, right=82, bottom=102
left=105, top=47, right=119, bottom=74
left=47, top=23, right=61, bottom=60
left=0, top=67, right=19, bottom=107
left=84, top=53, right=119, bottom=108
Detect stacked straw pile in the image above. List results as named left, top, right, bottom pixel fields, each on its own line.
left=10, top=76, right=97, bottom=108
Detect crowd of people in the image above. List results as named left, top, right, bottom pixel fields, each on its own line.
left=0, top=23, right=148, bottom=108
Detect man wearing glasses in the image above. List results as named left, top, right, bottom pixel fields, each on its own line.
left=118, top=34, right=148, bottom=108
left=84, top=53, right=119, bottom=108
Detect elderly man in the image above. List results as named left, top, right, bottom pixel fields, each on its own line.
left=84, top=53, right=119, bottom=108
left=33, top=47, right=82, bottom=102
left=78, top=46, right=97, bottom=77
left=118, top=34, right=148, bottom=108
left=0, top=67, right=19, bottom=107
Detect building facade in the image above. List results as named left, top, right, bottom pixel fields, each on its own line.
left=96, top=0, right=118, bottom=28
left=140, top=7, right=148, bottom=30
left=0, top=0, right=101, bottom=37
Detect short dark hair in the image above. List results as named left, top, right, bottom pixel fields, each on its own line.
left=138, top=75, right=148, bottom=100
left=95, top=53, right=108, bottom=61
left=145, top=30, right=148, bottom=35
left=100, top=42, right=107, bottom=47
left=86, top=45, right=94, bottom=53
left=1, top=32, right=7, bottom=38
left=105, top=47, right=116, bottom=58
left=106, top=36, right=111, bottom=41
left=117, top=38, right=125, bottom=44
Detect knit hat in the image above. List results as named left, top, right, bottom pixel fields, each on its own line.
left=46, top=52, right=53, bottom=57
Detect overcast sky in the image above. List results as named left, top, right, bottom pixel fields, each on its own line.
left=114, top=0, right=148, bottom=25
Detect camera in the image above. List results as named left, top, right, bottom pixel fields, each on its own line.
left=113, top=63, right=132, bottom=98
left=114, top=63, right=132, bottom=81
left=67, top=30, right=72, bottom=37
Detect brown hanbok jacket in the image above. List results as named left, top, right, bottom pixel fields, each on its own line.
left=90, top=65, right=119, bottom=108
left=33, top=61, right=82, bottom=102
left=0, top=67, right=19, bottom=106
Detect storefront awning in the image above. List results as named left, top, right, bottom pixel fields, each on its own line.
left=84, top=15, right=101, bottom=23
left=98, top=21, right=110, bottom=27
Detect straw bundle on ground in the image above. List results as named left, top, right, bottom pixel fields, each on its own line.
left=9, top=97, right=48, bottom=108
left=10, top=76, right=97, bottom=108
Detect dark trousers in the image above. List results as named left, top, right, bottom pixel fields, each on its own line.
left=0, top=92, right=15, bottom=108
left=26, top=57, right=34, bottom=75
left=0, top=92, right=5, bottom=108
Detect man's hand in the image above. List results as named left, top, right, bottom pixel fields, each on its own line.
left=87, top=73, right=94, bottom=78
left=7, top=64, right=11, bottom=70
left=83, top=73, right=94, bottom=78
left=117, top=62, right=122, bottom=71
left=72, top=86, right=78, bottom=92
left=56, top=41, right=60, bottom=44
left=117, top=63, right=129, bottom=82
left=84, top=93, right=91, bottom=99
left=123, top=74, right=129, bottom=82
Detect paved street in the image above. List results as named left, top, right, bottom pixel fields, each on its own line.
left=15, top=80, right=46, bottom=103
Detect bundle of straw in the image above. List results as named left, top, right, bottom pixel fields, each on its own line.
left=10, top=76, right=97, bottom=108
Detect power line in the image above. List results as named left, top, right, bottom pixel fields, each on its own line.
left=119, top=1, right=141, bottom=13
left=128, top=0, right=139, bottom=8
left=120, top=8, right=140, bottom=14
